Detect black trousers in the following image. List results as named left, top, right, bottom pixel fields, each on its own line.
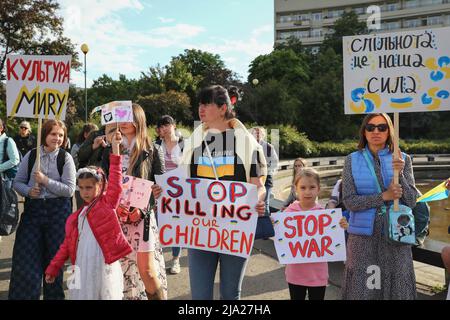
left=8, top=198, right=71, bottom=300
left=288, top=283, right=326, bottom=300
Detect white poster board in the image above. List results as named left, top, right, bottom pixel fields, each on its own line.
left=155, top=170, right=258, bottom=258
left=99, top=101, right=133, bottom=125
left=6, top=55, right=71, bottom=120
left=272, top=208, right=347, bottom=264
left=343, top=27, right=450, bottom=114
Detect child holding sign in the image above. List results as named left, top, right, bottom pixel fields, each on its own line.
left=44, top=130, right=132, bottom=300
left=283, top=168, right=348, bottom=300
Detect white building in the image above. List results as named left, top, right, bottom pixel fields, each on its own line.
left=275, top=0, right=450, bottom=49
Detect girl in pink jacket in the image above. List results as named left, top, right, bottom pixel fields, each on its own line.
left=45, top=130, right=132, bottom=300
left=283, top=168, right=348, bottom=300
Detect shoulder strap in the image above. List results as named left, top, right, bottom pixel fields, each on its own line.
left=57, top=148, right=66, bottom=177
left=27, top=148, right=66, bottom=183
left=2, top=138, right=9, bottom=163
left=362, top=150, right=387, bottom=215
left=27, top=148, right=37, bottom=183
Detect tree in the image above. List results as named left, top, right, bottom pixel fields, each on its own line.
left=0, top=0, right=80, bottom=79
left=137, top=91, right=193, bottom=125
left=247, top=49, right=309, bottom=87
left=175, top=49, right=238, bottom=88
left=321, top=11, right=367, bottom=54
left=237, top=79, right=300, bottom=125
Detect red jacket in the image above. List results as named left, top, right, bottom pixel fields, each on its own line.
left=46, top=154, right=132, bottom=277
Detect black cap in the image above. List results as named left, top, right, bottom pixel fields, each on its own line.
left=157, top=115, right=175, bottom=128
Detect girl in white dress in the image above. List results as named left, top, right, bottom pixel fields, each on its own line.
left=45, top=130, right=132, bottom=300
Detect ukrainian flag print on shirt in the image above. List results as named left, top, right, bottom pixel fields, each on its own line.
left=197, top=155, right=235, bottom=178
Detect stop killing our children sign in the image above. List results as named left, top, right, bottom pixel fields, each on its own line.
left=6, top=55, right=71, bottom=120
left=155, top=169, right=258, bottom=259
left=343, top=26, right=450, bottom=114
left=271, top=209, right=347, bottom=264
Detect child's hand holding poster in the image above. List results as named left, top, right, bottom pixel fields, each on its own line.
left=155, top=169, right=258, bottom=259
left=120, top=175, right=154, bottom=210
left=272, top=209, right=347, bottom=264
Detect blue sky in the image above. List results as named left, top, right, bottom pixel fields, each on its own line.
left=58, top=0, right=274, bottom=87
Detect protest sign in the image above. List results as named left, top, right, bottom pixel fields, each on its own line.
left=120, top=175, right=154, bottom=210
left=155, top=169, right=258, bottom=258
left=100, top=101, right=133, bottom=125
left=343, top=27, right=450, bottom=114
left=272, top=209, right=346, bottom=264
left=6, top=55, right=71, bottom=120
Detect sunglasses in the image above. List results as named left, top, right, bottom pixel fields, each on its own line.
left=20, top=127, right=28, bottom=130
left=365, top=123, right=388, bottom=132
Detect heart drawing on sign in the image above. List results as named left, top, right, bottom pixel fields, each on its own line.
left=116, top=109, right=129, bottom=120
left=103, top=112, right=113, bottom=123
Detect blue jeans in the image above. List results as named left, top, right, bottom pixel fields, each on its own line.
left=172, top=246, right=181, bottom=258
left=188, top=249, right=248, bottom=300
left=264, top=186, right=272, bottom=216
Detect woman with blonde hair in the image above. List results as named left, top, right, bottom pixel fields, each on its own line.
left=102, top=103, right=167, bottom=300
left=282, top=157, right=307, bottom=209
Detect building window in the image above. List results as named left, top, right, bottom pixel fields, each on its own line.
left=312, top=12, right=322, bottom=21
left=427, top=15, right=443, bottom=25
left=311, top=28, right=323, bottom=37
left=279, top=15, right=292, bottom=23
left=311, top=46, right=320, bottom=54
left=420, top=0, right=443, bottom=6
left=404, top=0, right=420, bottom=9
left=353, top=7, right=366, bottom=15
left=328, top=9, right=344, bottom=19
left=297, top=30, right=310, bottom=38
left=384, top=21, right=401, bottom=30
left=404, top=18, right=421, bottom=27
left=297, top=13, right=310, bottom=21
left=384, top=2, right=401, bottom=11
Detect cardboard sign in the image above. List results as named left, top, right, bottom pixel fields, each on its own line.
left=120, top=175, right=154, bottom=210
left=6, top=55, right=71, bottom=120
left=100, top=101, right=133, bottom=125
left=343, top=26, right=450, bottom=114
left=272, top=209, right=346, bottom=264
left=155, top=169, right=258, bottom=258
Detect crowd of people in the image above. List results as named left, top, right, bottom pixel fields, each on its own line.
left=0, top=85, right=448, bottom=301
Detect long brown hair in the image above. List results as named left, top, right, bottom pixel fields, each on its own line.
left=357, top=113, right=394, bottom=152
left=292, top=157, right=307, bottom=184
left=127, top=103, right=152, bottom=178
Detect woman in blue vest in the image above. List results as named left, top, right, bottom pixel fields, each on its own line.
left=341, top=113, right=418, bottom=300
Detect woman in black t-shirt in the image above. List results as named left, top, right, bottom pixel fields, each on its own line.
left=154, top=85, right=267, bottom=300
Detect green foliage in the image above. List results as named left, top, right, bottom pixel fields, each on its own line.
left=175, top=49, right=238, bottom=88
left=311, top=140, right=358, bottom=157
left=0, top=0, right=80, bottom=79
left=237, top=79, right=300, bottom=125
left=137, top=90, right=193, bottom=125
left=247, top=49, right=309, bottom=85
left=400, top=139, right=450, bottom=154
left=265, top=124, right=315, bottom=158
left=321, top=11, right=367, bottom=54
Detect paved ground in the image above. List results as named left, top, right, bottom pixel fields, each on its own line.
left=0, top=200, right=448, bottom=300
left=1, top=232, right=448, bottom=300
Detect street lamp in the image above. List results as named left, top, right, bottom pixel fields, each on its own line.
left=252, top=78, right=259, bottom=86
left=81, top=43, right=89, bottom=123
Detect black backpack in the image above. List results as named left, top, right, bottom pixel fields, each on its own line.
left=27, top=148, right=66, bottom=183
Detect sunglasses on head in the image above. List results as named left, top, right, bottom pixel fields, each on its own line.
left=365, top=123, right=388, bottom=132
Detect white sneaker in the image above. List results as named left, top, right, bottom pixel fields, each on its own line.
left=170, top=258, right=180, bottom=274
